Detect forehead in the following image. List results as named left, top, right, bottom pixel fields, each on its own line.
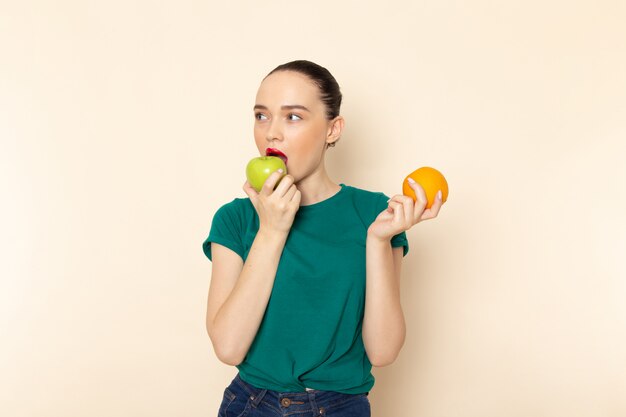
left=255, top=71, right=322, bottom=108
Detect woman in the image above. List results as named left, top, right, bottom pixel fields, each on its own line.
left=203, top=60, right=443, bottom=417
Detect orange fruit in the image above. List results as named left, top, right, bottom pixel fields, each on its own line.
left=402, top=167, right=449, bottom=209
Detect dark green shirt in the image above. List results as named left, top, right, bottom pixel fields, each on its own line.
left=203, top=184, right=408, bottom=394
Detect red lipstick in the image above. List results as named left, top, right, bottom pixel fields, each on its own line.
left=265, top=148, right=288, bottom=165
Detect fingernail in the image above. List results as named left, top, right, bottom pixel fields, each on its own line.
left=277, top=169, right=284, bottom=173
left=437, top=190, right=442, bottom=200
left=408, top=177, right=416, bottom=184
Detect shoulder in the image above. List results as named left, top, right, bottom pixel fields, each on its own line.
left=343, top=184, right=410, bottom=256
left=204, top=197, right=255, bottom=261
left=216, top=196, right=253, bottom=213
left=212, top=197, right=255, bottom=225
left=341, top=184, right=390, bottom=219
left=342, top=183, right=389, bottom=205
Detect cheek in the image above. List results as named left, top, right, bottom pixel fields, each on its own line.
left=289, top=134, right=325, bottom=170
left=288, top=123, right=327, bottom=145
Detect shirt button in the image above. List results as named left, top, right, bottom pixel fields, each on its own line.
left=281, top=398, right=292, bottom=407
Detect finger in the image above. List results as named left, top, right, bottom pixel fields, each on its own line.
left=392, top=200, right=404, bottom=225
left=388, top=195, right=412, bottom=224
left=386, top=199, right=399, bottom=213
left=291, top=189, right=302, bottom=208
left=413, top=200, right=427, bottom=223
left=260, top=169, right=286, bottom=195
left=409, top=184, right=427, bottom=219
left=400, top=195, right=413, bottom=225
left=419, top=207, right=434, bottom=221
left=243, top=181, right=258, bottom=198
left=407, top=179, right=427, bottom=203
left=388, top=194, right=413, bottom=205
left=284, top=183, right=298, bottom=202
left=273, top=174, right=295, bottom=197
left=388, top=200, right=403, bottom=215
left=422, top=190, right=443, bottom=220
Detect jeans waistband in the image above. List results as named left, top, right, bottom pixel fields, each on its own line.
left=232, top=373, right=368, bottom=414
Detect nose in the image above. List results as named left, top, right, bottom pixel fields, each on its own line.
left=265, top=119, right=283, bottom=142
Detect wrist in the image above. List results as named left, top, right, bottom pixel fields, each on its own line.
left=257, top=225, right=290, bottom=241
left=366, top=229, right=391, bottom=245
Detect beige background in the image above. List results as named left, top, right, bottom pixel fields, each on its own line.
left=1, top=1, right=625, bottom=416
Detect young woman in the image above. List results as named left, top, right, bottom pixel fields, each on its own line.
left=203, top=60, right=443, bottom=417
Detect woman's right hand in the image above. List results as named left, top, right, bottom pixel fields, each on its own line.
left=243, top=170, right=301, bottom=234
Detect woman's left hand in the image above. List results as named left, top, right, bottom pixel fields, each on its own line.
left=367, top=180, right=444, bottom=241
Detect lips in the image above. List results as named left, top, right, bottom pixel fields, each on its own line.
left=266, top=148, right=288, bottom=165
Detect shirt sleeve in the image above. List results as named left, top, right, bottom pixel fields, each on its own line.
left=377, top=193, right=410, bottom=257
left=202, top=200, right=245, bottom=262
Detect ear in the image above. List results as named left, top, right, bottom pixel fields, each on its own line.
left=326, top=116, right=345, bottom=146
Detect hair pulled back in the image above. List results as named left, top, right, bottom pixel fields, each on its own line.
left=266, top=60, right=342, bottom=120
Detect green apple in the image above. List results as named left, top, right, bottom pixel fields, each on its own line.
left=246, top=156, right=287, bottom=192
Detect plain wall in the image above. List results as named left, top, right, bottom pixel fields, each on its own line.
left=1, top=1, right=625, bottom=416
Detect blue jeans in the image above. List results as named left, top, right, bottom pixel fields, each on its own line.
left=218, top=373, right=371, bottom=417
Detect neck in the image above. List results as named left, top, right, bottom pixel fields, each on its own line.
left=296, top=168, right=341, bottom=206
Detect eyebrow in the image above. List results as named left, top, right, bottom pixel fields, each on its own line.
left=253, top=104, right=311, bottom=112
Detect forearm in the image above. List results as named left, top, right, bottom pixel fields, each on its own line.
left=362, top=236, right=406, bottom=366
left=210, top=228, right=288, bottom=365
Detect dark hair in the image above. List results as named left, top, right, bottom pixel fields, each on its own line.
left=266, top=60, right=342, bottom=120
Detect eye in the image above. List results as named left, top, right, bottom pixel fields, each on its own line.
left=255, top=112, right=268, bottom=121
left=287, top=113, right=302, bottom=121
